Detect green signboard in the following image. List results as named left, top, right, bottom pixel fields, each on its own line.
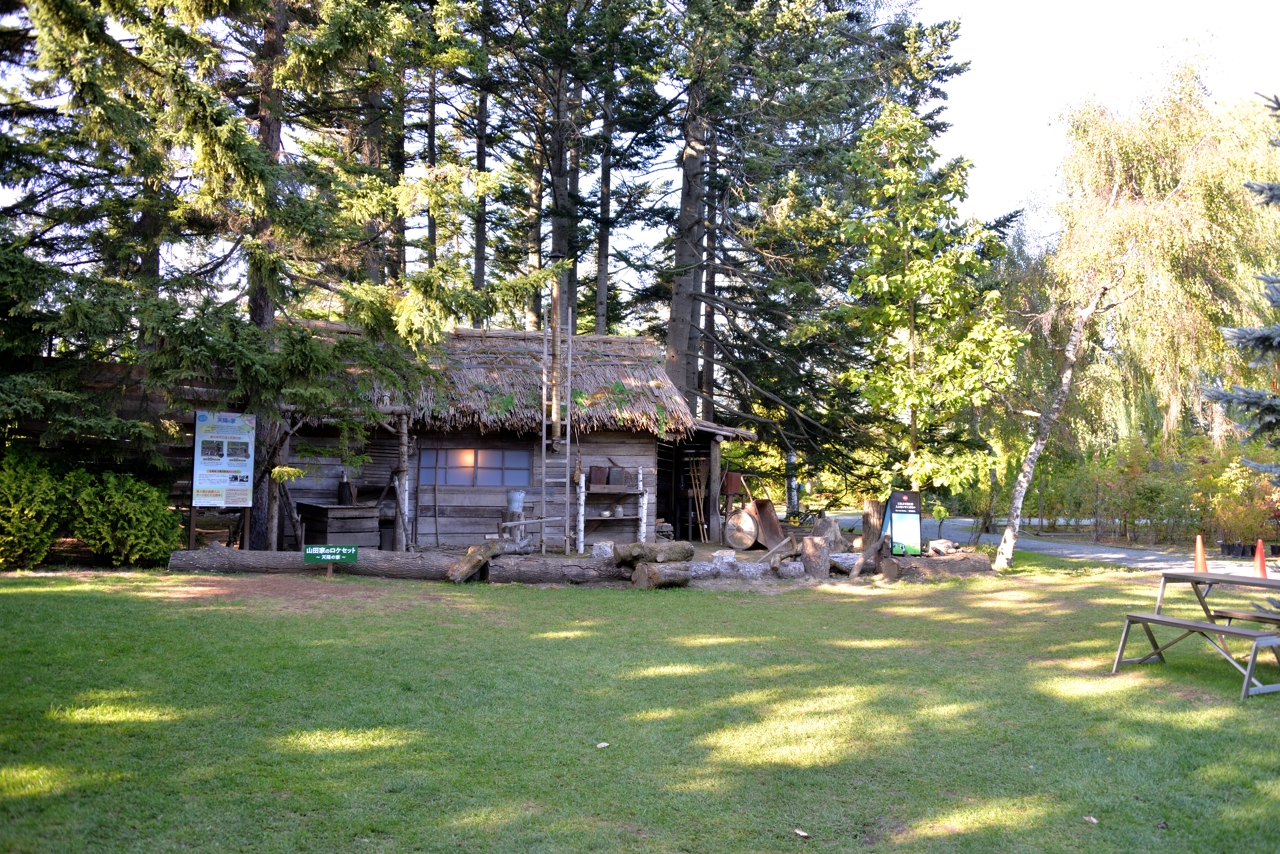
left=303, top=545, right=359, bottom=564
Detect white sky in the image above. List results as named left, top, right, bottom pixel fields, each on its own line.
left=911, top=0, right=1280, bottom=243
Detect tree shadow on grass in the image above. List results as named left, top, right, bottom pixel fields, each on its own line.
left=1, top=572, right=1279, bottom=852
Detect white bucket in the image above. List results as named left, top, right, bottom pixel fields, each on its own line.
left=506, top=489, right=526, bottom=513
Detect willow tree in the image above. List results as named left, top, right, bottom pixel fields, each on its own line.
left=994, top=69, right=1280, bottom=568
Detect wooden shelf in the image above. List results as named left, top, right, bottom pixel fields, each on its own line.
left=585, top=485, right=641, bottom=495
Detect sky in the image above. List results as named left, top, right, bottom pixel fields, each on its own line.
left=911, top=0, right=1280, bottom=243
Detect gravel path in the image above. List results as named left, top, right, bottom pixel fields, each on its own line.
left=835, top=515, right=1268, bottom=576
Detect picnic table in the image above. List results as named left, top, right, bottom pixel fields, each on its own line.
left=1112, top=571, right=1280, bottom=700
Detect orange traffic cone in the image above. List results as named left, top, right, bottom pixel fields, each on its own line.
left=1194, top=534, right=1208, bottom=573
left=1256, top=539, right=1269, bottom=578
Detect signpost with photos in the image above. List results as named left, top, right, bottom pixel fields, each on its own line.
left=191, top=411, right=257, bottom=549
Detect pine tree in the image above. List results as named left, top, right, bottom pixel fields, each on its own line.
left=1209, top=96, right=1280, bottom=462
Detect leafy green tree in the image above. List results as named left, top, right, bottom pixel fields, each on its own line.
left=994, top=70, right=1280, bottom=567
left=844, top=102, right=1023, bottom=492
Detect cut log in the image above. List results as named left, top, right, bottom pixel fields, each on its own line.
left=168, top=548, right=455, bottom=580
left=777, top=560, right=805, bottom=579
left=801, top=536, right=831, bottom=580
left=631, top=562, right=691, bottom=589
left=615, top=541, right=695, bottom=566
left=846, top=531, right=890, bottom=576
left=828, top=553, right=860, bottom=575
left=810, top=517, right=848, bottom=554
left=448, top=540, right=508, bottom=583
left=489, top=555, right=630, bottom=585
left=893, top=553, right=994, bottom=580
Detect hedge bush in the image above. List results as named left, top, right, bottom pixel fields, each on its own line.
left=71, top=472, right=182, bottom=566
left=0, top=452, right=181, bottom=568
left=0, top=453, right=66, bottom=568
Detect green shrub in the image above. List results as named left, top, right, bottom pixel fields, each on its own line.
left=71, top=472, right=181, bottom=566
left=0, top=452, right=66, bottom=568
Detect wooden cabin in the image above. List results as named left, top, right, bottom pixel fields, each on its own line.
left=276, top=329, right=752, bottom=551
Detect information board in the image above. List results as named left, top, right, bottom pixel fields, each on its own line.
left=887, top=490, right=922, bottom=556
left=192, top=411, right=256, bottom=507
left=303, top=545, right=359, bottom=563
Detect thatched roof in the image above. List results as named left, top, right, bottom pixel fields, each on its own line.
left=391, top=329, right=696, bottom=439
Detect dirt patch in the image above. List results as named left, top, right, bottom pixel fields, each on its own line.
left=3, top=569, right=465, bottom=613
left=143, top=574, right=454, bottom=611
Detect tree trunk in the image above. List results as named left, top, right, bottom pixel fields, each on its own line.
left=994, top=282, right=1111, bottom=569
left=700, top=133, right=718, bottom=419
left=666, top=82, right=706, bottom=404
left=387, top=75, right=407, bottom=284
left=549, top=71, right=572, bottom=329
left=490, top=555, right=629, bottom=584
left=472, top=79, right=488, bottom=311
left=567, top=83, right=582, bottom=331
left=246, top=0, right=286, bottom=332
left=632, top=562, right=692, bottom=588
left=360, top=59, right=386, bottom=286
left=426, top=68, right=438, bottom=267
left=595, top=92, right=613, bottom=335
left=708, top=437, right=721, bottom=543
left=785, top=449, right=799, bottom=518
left=861, top=499, right=885, bottom=544
left=168, top=546, right=456, bottom=579
left=526, top=146, right=543, bottom=330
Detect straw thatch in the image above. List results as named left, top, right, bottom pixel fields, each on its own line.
left=387, top=329, right=695, bottom=438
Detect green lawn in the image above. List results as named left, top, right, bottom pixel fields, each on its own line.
left=2, top=560, right=1279, bottom=853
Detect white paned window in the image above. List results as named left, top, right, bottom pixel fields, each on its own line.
left=419, top=449, right=531, bottom=487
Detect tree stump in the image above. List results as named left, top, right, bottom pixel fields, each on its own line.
left=810, top=517, right=848, bottom=553
left=631, top=562, right=691, bottom=588
left=801, top=536, right=831, bottom=579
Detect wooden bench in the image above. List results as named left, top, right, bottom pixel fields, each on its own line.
left=1113, top=612, right=1280, bottom=700
left=1211, top=608, right=1280, bottom=628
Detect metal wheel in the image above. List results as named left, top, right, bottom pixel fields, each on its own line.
left=725, top=509, right=758, bottom=550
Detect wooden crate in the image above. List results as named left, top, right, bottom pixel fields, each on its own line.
left=297, top=503, right=382, bottom=548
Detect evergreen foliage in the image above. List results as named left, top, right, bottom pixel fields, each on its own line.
left=1211, top=95, right=1280, bottom=468
left=2, top=0, right=1012, bottom=507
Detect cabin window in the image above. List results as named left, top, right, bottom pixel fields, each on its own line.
left=419, top=448, right=531, bottom=487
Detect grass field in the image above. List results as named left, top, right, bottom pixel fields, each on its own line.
left=3, top=557, right=1279, bottom=853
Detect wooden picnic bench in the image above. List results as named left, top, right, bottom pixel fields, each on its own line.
left=1113, top=571, right=1280, bottom=700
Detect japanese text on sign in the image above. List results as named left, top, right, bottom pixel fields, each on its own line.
left=303, top=545, right=359, bottom=563
left=192, top=411, right=256, bottom=508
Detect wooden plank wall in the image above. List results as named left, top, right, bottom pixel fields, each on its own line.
left=279, top=427, right=404, bottom=550
left=415, top=429, right=657, bottom=549
left=415, top=430, right=536, bottom=547
left=574, top=431, right=657, bottom=547
left=167, top=419, right=659, bottom=550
